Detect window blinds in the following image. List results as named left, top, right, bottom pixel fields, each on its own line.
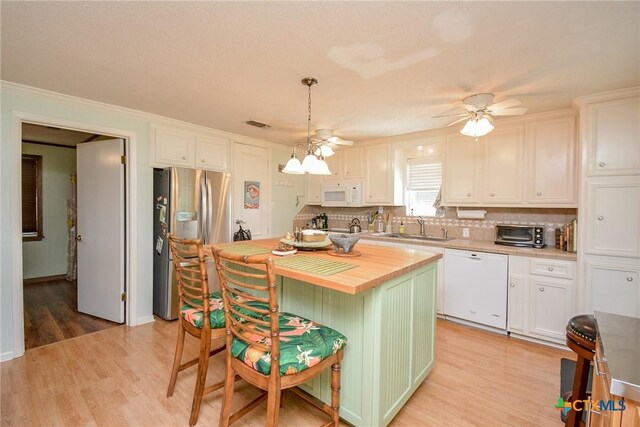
left=406, top=157, right=442, bottom=191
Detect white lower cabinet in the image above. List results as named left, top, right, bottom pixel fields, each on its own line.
left=586, top=259, right=640, bottom=317
left=508, top=255, right=575, bottom=345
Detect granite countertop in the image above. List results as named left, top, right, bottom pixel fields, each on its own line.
left=353, top=232, right=577, bottom=261
left=595, top=311, right=640, bottom=402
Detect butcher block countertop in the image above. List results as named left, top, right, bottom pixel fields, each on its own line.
left=207, top=238, right=441, bottom=295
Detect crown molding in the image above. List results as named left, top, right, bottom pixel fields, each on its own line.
left=0, top=80, right=287, bottom=150
left=571, top=86, right=640, bottom=108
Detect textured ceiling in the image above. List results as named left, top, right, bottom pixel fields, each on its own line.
left=2, top=1, right=639, bottom=145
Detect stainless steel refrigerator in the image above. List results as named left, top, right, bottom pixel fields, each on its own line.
left=153, top=167, right=231, bottom=320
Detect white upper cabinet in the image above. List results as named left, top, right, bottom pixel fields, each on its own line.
left=324, top=147, right=364, bottom=179
left=586, top=94, right=640, bottom=176
left=443, top=134, right=480, bottom=204
left=364, top=143, right=398, bottom=205
left=306, top=174, right=322, bottom=205
left=525, top=115, right=576, bottom=204
left=153, top=127, right=195, bottom=167
left=151, top=125, right=230, bottom=171
left=482, top=125, right=524, bottom=204
left=195, top=135, right=230, bottom=171
left=342, top=147, right=364, bottom=178
left=585, top=176, right=640, bottom=258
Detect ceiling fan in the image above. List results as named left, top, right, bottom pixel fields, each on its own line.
left=312, top=128, right=354, bottom=157
left=434, top=93, right=528, bottom=137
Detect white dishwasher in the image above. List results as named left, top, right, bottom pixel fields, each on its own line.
left=443, top=248, right=508, bottom=330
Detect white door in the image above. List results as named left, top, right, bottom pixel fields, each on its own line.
left=233, top=143, right=270, bottom=239
left=77, top=139, right=125, bottom=323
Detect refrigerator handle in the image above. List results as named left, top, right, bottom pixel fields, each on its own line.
left=200, top=174, right=208, bottom=243
left=206, top=173, right=214, bottom=245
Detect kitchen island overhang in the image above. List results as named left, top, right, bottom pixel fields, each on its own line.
left=208, top=239, right=441, bottom=427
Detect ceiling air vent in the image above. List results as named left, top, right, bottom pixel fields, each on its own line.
left=245, top=120, right=271, bottom=128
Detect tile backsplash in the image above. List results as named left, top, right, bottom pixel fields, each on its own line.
left=293, top=206, right=577, bottom=242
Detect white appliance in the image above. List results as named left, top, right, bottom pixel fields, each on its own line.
left=321, top=179, right=364, bottom=207
left=443, top=249, right=508, bottom=329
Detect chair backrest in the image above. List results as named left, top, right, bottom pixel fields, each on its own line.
left=168, top=235, right=211, bottom=324
left=212, top=249, right=279, bottom=373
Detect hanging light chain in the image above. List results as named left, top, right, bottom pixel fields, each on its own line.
left=307, top=81, right=312, bottom=152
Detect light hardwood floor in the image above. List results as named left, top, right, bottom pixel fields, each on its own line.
left=1, top=318, right=572, bottom=426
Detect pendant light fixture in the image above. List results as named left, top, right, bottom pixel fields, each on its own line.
left=282, top=77, right=332, bottom=175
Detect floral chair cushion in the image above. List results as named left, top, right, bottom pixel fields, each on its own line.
left=180, top=292, right=268, bottom=329
left=230, top=312, right=347, bottom=376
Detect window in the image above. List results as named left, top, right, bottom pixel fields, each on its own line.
left=406, top=156, right=442, bottom=217
left=22, top=154, right=43, bottom=241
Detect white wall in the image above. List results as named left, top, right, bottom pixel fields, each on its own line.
left=270, top=145, right=306, bottom=237
left=21, top=143, right=77, bottom=279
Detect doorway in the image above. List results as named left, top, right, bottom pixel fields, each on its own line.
left=21, top=123, right=124, bottom=350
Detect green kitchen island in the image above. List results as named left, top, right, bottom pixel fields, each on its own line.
left=211, top=238, right=441, bottom=426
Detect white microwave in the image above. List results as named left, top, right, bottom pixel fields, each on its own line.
left=321, top=179, right=364, bottom=207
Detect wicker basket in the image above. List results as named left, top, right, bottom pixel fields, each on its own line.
left=302, top=232, right=326, bottom=243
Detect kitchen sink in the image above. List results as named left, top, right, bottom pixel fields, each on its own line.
left=373, top=233, right=453, bottom=242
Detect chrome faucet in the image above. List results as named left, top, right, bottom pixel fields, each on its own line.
left=417, top=217, right=426, bottom=236
left=442, top=227, right=448, bottom=239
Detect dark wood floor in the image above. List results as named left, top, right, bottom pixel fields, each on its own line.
left=23, top=279, right=121, bottom=350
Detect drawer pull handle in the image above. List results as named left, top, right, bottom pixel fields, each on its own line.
left=599, top=162, right=605, bottom=167
left=509, top=283, right=515, bottom=288
left=537, top=192, right=542, bottom=196
left=182, top=156, right=187, bottom=160
left=597, top=216, right=604, bottom=221
left=628, top=277, right=634, bottom=282
left=201, top=159, right=205, bottom=163
left=467, top=193, right=472, bottom=197
left=548, top=267, right=554, bottom=272
left=539, top=287, right=545, bottom=292
left=594, top=356, right=607, bottom=377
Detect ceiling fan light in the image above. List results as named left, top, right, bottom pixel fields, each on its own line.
left=319, top=144, right=335, bottom=157
left=282, top=156, right=304, bottom=174
left=460, top=117, right=494, bottom=138
left=301, top=153, right=319, bottom=171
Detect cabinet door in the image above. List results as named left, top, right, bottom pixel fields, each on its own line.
left=324, top=151, right=342, bottom=179
left=342, top=147, right=364, bottom=178
left=507, top=256, right=529, bottom=334
left=307, top=174, right=322, bottom=205
left=528, top=276, right=572, bottom=342
left=483, top=125, right=524, bottom=203
left=587, top=95, right=640, bottom=176
left=154, top=127, right=195, bottom=167
left=586, top=178, right=640, bottom=258
left=196, top=135, right=229, bottom=171
left=526, top=116, right=576, bottom=204
left=443, top=135, right=480, bottom=204
left=587, top=261, right=639, bottom=317
left=364, top=144, right=392, bottom=205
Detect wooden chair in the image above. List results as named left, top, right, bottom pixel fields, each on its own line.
left=166, top=235, right=228, bottom=426
left=212, top=249, right=347, bottom=427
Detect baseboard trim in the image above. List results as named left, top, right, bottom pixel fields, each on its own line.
left=1, top=351, right=15, bottom=362
left=23, top=274, right=67, bottom=285
left=134, top=315, right=156, bottom=326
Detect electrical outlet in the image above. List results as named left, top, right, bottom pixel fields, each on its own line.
left=463, top=227, right=470, bottom=238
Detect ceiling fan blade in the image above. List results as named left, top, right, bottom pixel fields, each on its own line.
left=432, top=112, right=470, bottom=119
left=463, top=104, right=477, bottom=112
left=488, top=98, right=521, bottom=110
left=490, top=107, right=528, bottom=116
left=445, top=116, right=470, bottom=127
left=327, top=136, right=354, bottom=146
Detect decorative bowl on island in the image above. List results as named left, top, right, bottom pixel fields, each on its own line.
left=328, top=234, right=360, bottom=254
left=301, top=230, right=327, bottom=243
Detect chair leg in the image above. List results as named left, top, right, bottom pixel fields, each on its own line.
left=219, top=350, right=236, bottom=427
left=189, top=330, right=212, bottom=427
left=567, top=356, right=590, bottom=427
left=265, top=375, right=281, bottom=427
left=167, top=321, right=186, bottom=398
left=331, top=352, right=343, bottom=426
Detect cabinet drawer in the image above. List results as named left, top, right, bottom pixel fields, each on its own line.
left=530, top=258, right=575, bottom=279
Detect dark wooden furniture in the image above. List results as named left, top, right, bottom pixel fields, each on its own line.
left=565, top=314, right=597, bottom=427
left=166, top=236, right=226, bottom=426
left=212, top=248, right=346, bottom=427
